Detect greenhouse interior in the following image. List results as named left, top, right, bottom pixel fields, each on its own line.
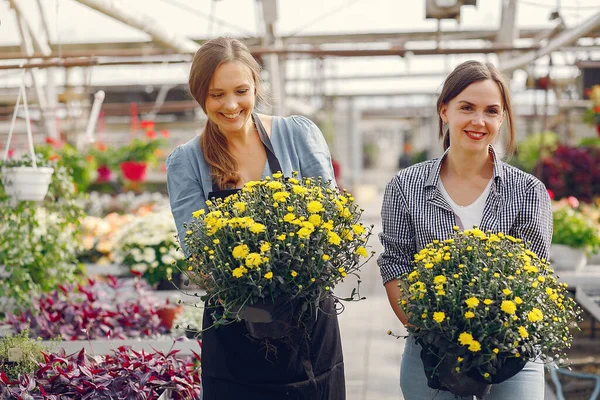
left=1, top=0, right=600, bottom=399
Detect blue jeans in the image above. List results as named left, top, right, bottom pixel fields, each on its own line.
left=400, top=336, right=545, bottom=400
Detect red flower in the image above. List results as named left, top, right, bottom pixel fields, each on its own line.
left=160, top=129, right=170, bottom=138
left=547, top=189, right=555, bottom=200
left=145, top=130, right=157, bottom=139
left=140, top=120, right=155, bottom=129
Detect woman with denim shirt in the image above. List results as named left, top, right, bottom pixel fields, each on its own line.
left=378, top=60, right=552, bottom=400
left=166, top=37, right=344, bottom=400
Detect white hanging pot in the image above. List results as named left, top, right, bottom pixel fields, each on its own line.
left=1, top=70, right=54, bottom=202
left=549, top=244, right=587, bottom=271
left=1, top=166, right=54, bottom=201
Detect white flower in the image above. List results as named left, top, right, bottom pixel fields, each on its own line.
left=131, top=263, right=148, bottom=274
left=161, top=254, right=175, bottom=265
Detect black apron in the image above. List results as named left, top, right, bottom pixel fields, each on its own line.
left=200, top=114, right=345, bottom=400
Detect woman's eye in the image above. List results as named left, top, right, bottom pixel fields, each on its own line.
left=237, top=89, right=249, bottom=95
left=210, top=93, right=223, bottom=98
left=486, top=109, right=499, bottom=115
left=460, top=106, right=472, bottom=111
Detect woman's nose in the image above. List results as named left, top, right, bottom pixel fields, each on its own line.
left=222, top=95, right=238, bottom=111
left=471, top=112, right=485, bottom=126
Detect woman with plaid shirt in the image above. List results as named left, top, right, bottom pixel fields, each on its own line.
left=378, top=61, right=552, bottom=400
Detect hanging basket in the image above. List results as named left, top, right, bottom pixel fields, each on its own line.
left=1, top=166, right=54, bottom=201
left=120, top=161, right=147, bottom=182
left=1, top=70, right=54, bottom=202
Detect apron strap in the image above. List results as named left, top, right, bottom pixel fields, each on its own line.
left=210, top=114, right=283, bottom=193
left=253, top=113, right=282, bottom=175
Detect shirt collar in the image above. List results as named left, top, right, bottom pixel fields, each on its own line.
left=425, top=145, right=505, bottom=189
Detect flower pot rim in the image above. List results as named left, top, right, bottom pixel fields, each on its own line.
left=1, top=166, right=54, bottom=173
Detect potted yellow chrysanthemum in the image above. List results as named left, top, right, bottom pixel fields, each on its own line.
left=397, top=228, right=583, bottom=398
left=183, top=172, right=373, bottom=339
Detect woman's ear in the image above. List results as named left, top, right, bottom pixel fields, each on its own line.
left=439, top=104, right=448, bottom=124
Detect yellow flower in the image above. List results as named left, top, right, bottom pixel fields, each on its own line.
left=232, top=266, right=248, bottom=278
left=518, top=326, right=529, bottom=338
left=292, top=185, right=308, bottom=195
left=458, top=332, right=474, bottom=346
left=484, top=299, right=493, bottom=305
left=457, top=356, right=463, bottom=362
left=233, top=202, right=247, bottom=213
left=527, top=308, right=544, bottom=322
left=355, top=246, right=368, bottom=257
left=501, top=300, right=516, bottom=315
left=297, top=227, right=314, bottom=239
left=284, top=213, right=296, bottom=223
left=408, top=271, right=419, bottom=281
left=277, top=234, right=287, bottom=241
left=493, top=273, right=500, bottom=278
left=232, top=244, right=250, bottom=259
left=493, top=348, right=499, bottom=354
left=433, top=275, right=447, bottom=285
left=424, top=263, right=434, bottom=269
left=260, top=242, right=271, bottom=252
left=213, top=239, right=220, bottom=244
left=537, top=276, right=545, bottom=283
left=291, top=270, right=298, bottom=277
left=266, top=181, right=284, bottom=190
left=272, top=172, right=283, bottom=179
left=433, top=312, right=445, bottom=323
left=464, top=311, right=475, bottom=319
left=264, top=271, right=274, bottom=280
left=245, top=253, right=263, bottom=267
left=322, top=254, right=330, bottom=261
left=273, top=191, right=290, bottom=202
left=503, top=288, right=512, bottom=296
left=192, top=209, right=205, bottom=218
left=468, top=340, right=481, bottom=352
left=465, top=297, right=480, bottom=308
left=514, top=296, right=523, bottom=305
left=249, top=223, right=266, bottom=234
left=327, top=231, right=342, bottom=245
left=307, top=201, right=325, bottom=213
left=352, top=224, right=366, bottom=235
left=308, top=214, right=322, bottom=227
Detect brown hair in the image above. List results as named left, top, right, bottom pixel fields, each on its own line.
left=188, top=37, right=267, bottom=189
left=436, top=60, right=515, bottom=156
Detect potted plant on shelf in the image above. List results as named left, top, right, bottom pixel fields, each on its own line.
left=116, top=137, right=166, bottom=182
left=396, top=228, right=582, bottom=398
left=551, top=198, right=600, bottom=270
left=0, top=329, right=48, bottom=382
left=584, top=84, right=600, bottom=137
left=112, top=209, right=188, bottom=290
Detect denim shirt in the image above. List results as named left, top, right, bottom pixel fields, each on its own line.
left=166, top=115, right=335, bottom=252
left=377, top=147, right=553, bottom=285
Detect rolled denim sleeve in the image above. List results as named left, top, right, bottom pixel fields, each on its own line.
left=290, top=115, right=336, bottom=185
left=377, top=177, right=417, bottom=285
left=510, top=180, right=553, bottom=260
left=166, top=146, right=206, bottom=255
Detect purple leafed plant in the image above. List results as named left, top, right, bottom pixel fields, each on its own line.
left=4, top=276, right=168, bottom=340
left=0, top=343, right=202, bottom=399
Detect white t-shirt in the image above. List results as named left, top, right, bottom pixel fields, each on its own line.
left=438, top=178, right=493, bottom=230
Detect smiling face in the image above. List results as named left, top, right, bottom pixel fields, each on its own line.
left=205, top=61, right=256, bottom=136
left=440, top=79, right=504, bottom=154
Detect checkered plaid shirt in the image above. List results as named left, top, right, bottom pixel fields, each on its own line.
left=377, top=147, right=553, bottom=285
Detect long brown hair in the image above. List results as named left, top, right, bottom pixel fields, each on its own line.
left=188, top=37, right=267, bottom=189
left=436, top=60, right=515, bottom=156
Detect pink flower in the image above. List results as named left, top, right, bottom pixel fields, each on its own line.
left=567, top=196, right=579, bottom=208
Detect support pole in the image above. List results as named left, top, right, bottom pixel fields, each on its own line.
left=75, top=0, right=199, bottom=54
